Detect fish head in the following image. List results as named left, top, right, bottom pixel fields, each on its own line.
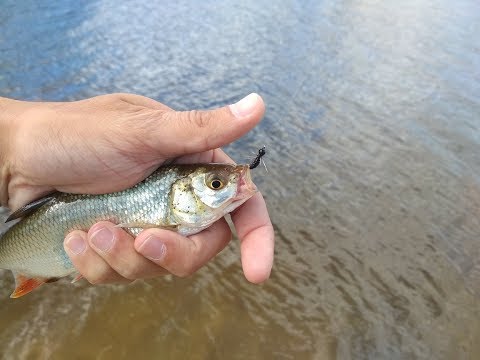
left=170, top=164, right=257, bottom=227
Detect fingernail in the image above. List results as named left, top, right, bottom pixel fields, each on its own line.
left=229, top=93, right=259, bottom=118
left=137, top=235, right=166, bottom=261
left=65, top=234, right=86, bottom=255
left=91, top=227, right=114, bottom=252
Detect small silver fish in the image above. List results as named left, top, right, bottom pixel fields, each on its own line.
left=0, top=163, right=257, bottom=298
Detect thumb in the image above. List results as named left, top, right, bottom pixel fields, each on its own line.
left=150, top=93, right=265, bottom=157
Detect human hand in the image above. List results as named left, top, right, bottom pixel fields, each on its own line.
left=0, top=93, right=274, bottom=284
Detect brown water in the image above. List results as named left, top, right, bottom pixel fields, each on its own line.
left=1, top=0, right=480, bottom=359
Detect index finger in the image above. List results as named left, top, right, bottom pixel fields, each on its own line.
left=230, top=192, right=274, bottom=283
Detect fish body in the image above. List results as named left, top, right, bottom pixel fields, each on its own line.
left=0, top=164, right=256, bottom=297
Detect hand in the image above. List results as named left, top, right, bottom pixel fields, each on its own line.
left=0, top=93, right=274, bottom=284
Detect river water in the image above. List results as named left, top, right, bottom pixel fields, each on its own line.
left=1, top=0, right=480, bottom=359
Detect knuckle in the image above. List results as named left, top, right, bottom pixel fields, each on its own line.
left=103, top=92, right=132, bottom=103
left=87, top=275, right=107, bottom=285
left=91, top=93, right=122, bottom=106
left=174, top=242, right=204, bottom=277
left=91, top=93, right=140, bottom=112
left=85, top=267, right=115, bottom=285
left=185, top=110, right=213, bottom=129
left=177, top=260, right=198, bottom=278
left=105, top=92, right=123, bottom=101
left=117, top=265, right=140, bottom=281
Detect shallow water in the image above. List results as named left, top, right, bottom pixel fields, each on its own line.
left=1, top=0, right=480, bottom=359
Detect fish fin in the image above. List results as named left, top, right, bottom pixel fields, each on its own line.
left=10, top=273, right=49, bottom=298
left=6, top=194, right=56, bottom=223
left=71, top=274, right=83, bottom=283
left=115, top=222, right=178, bottom=231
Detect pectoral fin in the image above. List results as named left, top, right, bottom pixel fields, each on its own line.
left=10, top=273, right=49, bottom=298
left=114, top=222, right=178, bottom=231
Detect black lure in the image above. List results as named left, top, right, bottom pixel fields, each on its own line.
left=249, top=146, right=266, bottom=169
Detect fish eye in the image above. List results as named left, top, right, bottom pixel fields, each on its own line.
left=209, top=179, right=224, bottom=190
left=212, top=180, right=221, bottom=188
left=206, top=175, right=225, bottom=190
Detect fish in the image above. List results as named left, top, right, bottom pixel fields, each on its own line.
left=0, top=163, right=257, bottom=298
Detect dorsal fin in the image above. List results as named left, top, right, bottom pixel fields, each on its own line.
left=5, top=195, right=56, bottom=223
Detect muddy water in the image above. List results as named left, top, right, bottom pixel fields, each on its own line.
left=1, top=0, right=480, bottom=359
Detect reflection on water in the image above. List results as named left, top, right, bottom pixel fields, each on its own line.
left=1, top=0, right=480, bottom=358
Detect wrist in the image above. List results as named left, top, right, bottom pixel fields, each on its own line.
left=0, top=98, right=13, bottom=206
left=0, top=97, right=31, bottom=207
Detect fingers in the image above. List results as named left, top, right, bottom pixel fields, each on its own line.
left=135, top=218, right=232, bottom=277
left=87, top=222, right=169, bottom=279
left=65, top=222, right=168, bottom=284
left=231, top=192, right=274, bottom=284
left=149, top=93, right=265, bottom=157
left=64, top=218, right=232, bottom=284
left=64, top=228, right=129, bottom=284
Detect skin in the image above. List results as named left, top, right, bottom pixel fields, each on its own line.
left=0, top=93, right=274, bottom=285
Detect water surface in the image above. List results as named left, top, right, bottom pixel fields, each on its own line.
left=1, top=0, right=480, bottom=359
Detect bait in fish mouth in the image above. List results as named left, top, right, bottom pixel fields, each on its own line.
left=0, top=163, right=259, bottom=298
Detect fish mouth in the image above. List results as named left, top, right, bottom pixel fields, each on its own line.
left=235, top=165, right=257, bottom=199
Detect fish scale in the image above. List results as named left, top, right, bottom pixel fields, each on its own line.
left=0, top=163, right=256, bottom=297
left=0, top=167, right=177, bottom=278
